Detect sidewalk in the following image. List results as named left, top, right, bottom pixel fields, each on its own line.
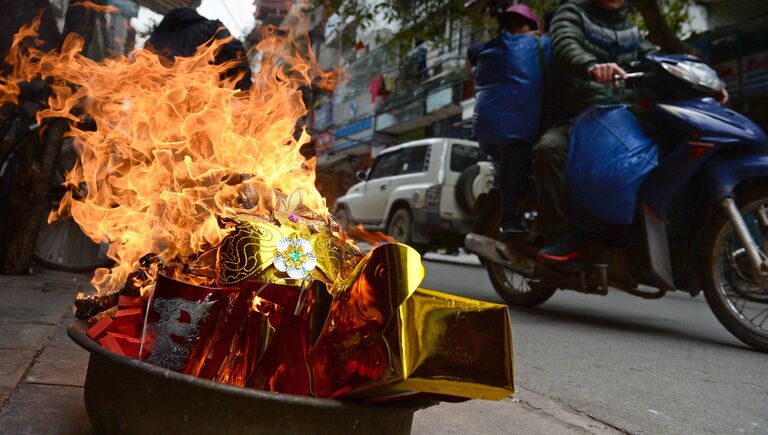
left=0, top=268, right=621, bottom=435
left=0, top=268, right=92, bottom=434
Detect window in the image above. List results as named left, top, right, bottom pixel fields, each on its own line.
left=397, top=145, right=429, bottom=175
left=710, top=34, right=740, bottom=63
left=367, top=151, right=401, bottom=180
left=450, top=144, right=479, bottom=173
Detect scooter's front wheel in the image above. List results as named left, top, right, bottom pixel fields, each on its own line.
left=701, top=183, right=768, bottom=353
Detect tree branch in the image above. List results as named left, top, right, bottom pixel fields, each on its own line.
left=632, top=0, right=700, bottom=55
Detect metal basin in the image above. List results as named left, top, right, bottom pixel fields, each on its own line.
left=67, top=320, right=435, bottom=435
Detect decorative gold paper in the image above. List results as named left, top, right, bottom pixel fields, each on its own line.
left=363, top=288, right=514, bottom=400
left=216, top=214, right=362, bottom=286
left=309, top=243, right=515, bottom=401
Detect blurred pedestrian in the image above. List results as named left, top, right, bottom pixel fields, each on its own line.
left=468, top=4, right=551, bottom=238
left=147, top=7, right=252, bottom=91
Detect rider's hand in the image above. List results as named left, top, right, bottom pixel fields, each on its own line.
left=716, top=88, right=729, bottom=105
left=588, top=63, right=626, bottom=85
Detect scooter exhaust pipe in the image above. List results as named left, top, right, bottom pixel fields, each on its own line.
left=721, top=198, right=768, bottom=276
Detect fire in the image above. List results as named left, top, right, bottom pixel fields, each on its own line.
left=70, top=1, right=120, bottom=14
left=348, top=224, right=395, bottom=245
left=252, top=295, right=274, bottom=315
left=1, top=17, right=335, bottom=294
left=252, top=295, right=265, bottom=312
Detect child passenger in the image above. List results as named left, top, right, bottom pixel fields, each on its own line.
left=468, top=4, right=550, bottom=238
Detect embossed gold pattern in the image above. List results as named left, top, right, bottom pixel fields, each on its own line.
left=216, top=214, right=362, bottom=286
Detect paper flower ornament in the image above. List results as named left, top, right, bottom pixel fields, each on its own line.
left=274, top=237, right=317, bottom=280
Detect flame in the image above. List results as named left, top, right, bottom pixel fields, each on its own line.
left=0, top=16, right=43, bottom=105
left=70, top=1, right=120, bottom=14
left=348, top=224, right=395, bottom=245
left=252, top=295, right=268, bottom=314
left=1, top=20, right=336, bottom=294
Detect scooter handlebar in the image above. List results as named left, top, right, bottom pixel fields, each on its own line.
left=613, top=72, right=646, bottom=82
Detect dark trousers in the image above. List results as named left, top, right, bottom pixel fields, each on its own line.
left=531, top=124, right=571, bottom=239
left=482, top=141, right=532, bottom=227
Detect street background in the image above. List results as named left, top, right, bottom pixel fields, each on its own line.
left=1, top=0, right=767, bottom=434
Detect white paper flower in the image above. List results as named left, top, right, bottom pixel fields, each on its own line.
left=273, top=237, right=317, bottom=280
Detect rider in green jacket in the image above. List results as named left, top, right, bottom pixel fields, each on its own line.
left=534, top=0, right=659, bottom=262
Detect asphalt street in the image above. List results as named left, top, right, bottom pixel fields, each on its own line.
left=420, top=259, right=768, bottom=434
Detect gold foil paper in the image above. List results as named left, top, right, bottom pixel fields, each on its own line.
left=309, top=243, right=515, bottom=401
left=216, top=214, right=362, bottom=286
left=378, top=288, right=514, bottom=400
left=309, top=243, right=424, bottom=398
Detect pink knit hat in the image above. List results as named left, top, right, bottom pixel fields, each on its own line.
left=499, top=4, right=540, bottom=30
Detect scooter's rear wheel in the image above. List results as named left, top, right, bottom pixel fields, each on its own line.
left=484, top=216, right=556, bottom=306
left=701, top=183, right=768, bottom=352
left=487, top=261, right=556, bottom=306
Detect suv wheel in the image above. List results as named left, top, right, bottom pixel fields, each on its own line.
left=456, top=164, right=484, bottom=214
left=334, top=206, right=352, bottom=232
left=387, top=208, right=428, bottom=254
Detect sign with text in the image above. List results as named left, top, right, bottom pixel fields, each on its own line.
left=742, top=50, right=768, bottom=96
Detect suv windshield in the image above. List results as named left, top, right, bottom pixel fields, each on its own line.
left=450, top=144, right=479, bottom=173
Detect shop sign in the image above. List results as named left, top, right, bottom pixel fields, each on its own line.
left=333, top=135, right=373, bottom=153
left=742, top=50, right=768, bottom=96
left=334, top=117, right=373, bottom=140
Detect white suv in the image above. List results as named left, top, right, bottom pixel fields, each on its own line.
left=335, top=138, right=494, bottom=253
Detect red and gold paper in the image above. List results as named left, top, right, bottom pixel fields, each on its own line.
left=309, top=243, right=515, bottom=400
left=92, top=216, right=515, bottom=401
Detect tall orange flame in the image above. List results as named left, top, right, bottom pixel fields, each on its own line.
left=1, top=19, right=335, bottom=294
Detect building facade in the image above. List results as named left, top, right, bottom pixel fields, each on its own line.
left=256, top=0, right=768, bottom=206
left=689, top=0, right=768, bottom=129
left=306, top=1, right=509, bottom=206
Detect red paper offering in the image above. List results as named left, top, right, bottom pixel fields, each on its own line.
left=87, top=317, right=114, bottom=340
left=141, top=274, right=234, bottom=371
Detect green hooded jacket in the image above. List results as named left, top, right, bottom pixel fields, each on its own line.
left=550, top=0, right=659, bottom=120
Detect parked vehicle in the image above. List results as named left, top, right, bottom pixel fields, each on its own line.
left=465, top=54, right=768, bottom=352
left=335, top=138, right=493, bottom=253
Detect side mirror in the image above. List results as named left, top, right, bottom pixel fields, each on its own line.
left=356, top=170, right=367, bottom=181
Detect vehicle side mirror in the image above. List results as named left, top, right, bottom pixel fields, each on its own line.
left=356, top=170, right=367, bottom=181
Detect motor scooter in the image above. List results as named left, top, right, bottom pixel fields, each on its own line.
left=465, top=55, right=768, bottom=352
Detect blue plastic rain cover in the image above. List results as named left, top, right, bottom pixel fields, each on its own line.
left=471, top=34, right=551, bottom=144
left=566, top=105, right=659, bottom=225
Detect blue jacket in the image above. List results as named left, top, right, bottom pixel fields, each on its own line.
left=469, top=33, right=552, bottom=144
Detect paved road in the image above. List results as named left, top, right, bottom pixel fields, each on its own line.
left=421, top=259, right=768, bottom=434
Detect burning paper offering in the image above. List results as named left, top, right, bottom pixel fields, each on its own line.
left=0, top=17, right=514, bottom=402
